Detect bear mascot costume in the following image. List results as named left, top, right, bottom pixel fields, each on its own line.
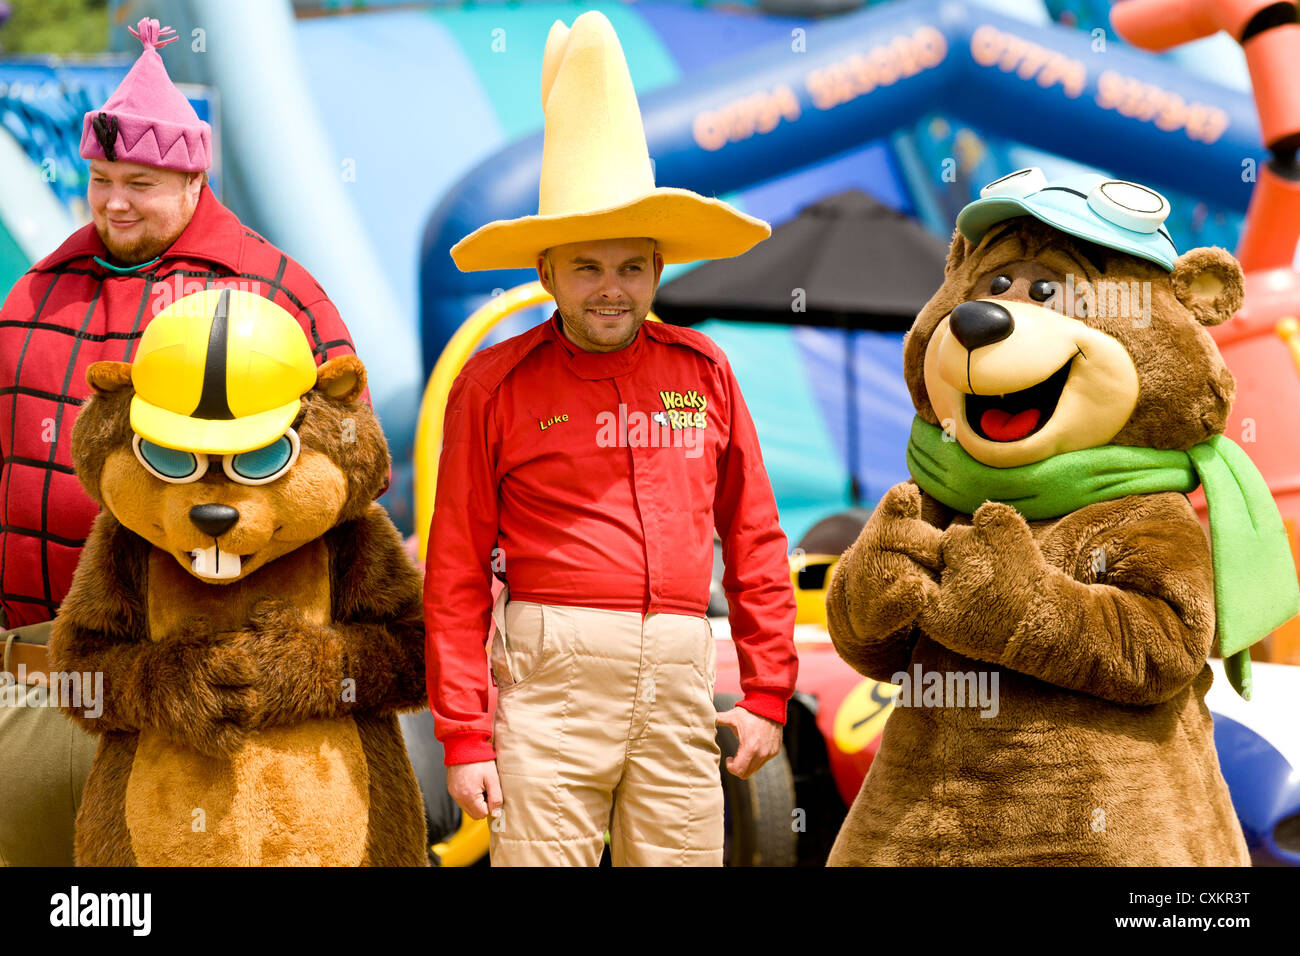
left=826, top=168, right=1299, bottom=866
left=49, top=288, right=429, bottom=866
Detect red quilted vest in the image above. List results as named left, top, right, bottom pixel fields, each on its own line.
left=0, top=187, right=365, bottom=628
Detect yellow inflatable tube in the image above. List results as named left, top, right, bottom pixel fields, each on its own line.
left=415, top=282, right=555, bottom=562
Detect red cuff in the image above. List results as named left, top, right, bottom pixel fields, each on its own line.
left=737, top=690, right=789, bottom=725
left=441, top=731, right=497, bottom=767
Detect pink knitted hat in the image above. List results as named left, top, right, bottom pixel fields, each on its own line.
left=79, top=18, right=212, bottom=172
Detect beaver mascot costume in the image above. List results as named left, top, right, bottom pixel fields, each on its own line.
left=50, top=288, right=428, bottom=866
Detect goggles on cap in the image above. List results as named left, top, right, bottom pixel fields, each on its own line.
left=978, top=167, right=1171, bottom=235
left=133, top=428, right=301, bottom=486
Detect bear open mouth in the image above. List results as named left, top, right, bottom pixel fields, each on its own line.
left=965, top=358, right=1074, bottom=443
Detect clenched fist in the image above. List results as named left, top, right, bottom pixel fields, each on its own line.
left=921, top=501, right=1044, bottom=657
left=826, top=482, right=942, bottom=679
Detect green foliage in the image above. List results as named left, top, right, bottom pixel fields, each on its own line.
left=0, top=0, right=110, bottom=55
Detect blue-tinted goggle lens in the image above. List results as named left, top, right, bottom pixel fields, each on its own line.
left=228, top=435, right=294, bottom=481
left=138, top=439, right=202, bottom=480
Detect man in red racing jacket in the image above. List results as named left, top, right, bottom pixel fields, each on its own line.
left=425, top=11, right=797, bottom=867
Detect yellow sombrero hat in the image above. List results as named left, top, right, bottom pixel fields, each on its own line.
left=450, top=10, right=770, bottom=271
left=129, top=288, right=318, bottom=454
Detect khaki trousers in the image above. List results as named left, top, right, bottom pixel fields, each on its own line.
left=0, top=626, right=99, bottom=866
left=488, top=600, right=723, bottom=867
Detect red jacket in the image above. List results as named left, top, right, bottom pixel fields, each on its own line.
left=425, top=312, right=798, bottom=765
left=0, top=186, right=366, bottom=628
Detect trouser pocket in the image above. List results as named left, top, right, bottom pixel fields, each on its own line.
left=698, top=616, right=717, bottom=698
left=490, top=600, right=549, bottom=693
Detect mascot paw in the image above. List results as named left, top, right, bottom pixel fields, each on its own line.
left=841, top=483, right=942, bottom=638
left=135, top=629, right=259, bottom=756
left=848, top=571, right=938, bottom=642
left=921, top=502, right=1042, bottom=651
left=235, top=598, right=347, bottom=725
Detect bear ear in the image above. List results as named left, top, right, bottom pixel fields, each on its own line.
left=315, top=354, right=367, bottom=403
left=85, top=360, right=133, bottom=395
left=1171, top=247, right=1244, bottom=327
left=943, top=229, right=971, bottom=278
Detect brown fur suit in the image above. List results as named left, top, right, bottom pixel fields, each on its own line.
left=50, top=355, right=428, bottom=866
left=826, top=217, right=1251, bottom=866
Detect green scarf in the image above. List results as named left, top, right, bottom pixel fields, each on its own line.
left=906, top=417, right=1299, bottom=699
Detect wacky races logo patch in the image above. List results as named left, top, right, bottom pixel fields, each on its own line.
left=656, top=389, right=709, bottom=430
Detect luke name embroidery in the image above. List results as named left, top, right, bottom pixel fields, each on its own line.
left=539, top=413, right=570, bottom=431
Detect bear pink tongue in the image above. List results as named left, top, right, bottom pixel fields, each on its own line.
left=980, top=408, right=1041, bottom=442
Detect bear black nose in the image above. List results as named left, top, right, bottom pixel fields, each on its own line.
left=949, top=301, right=1015, bottom=351
left=189, top=504, right=239, bottom=538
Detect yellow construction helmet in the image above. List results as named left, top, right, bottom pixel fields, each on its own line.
left=130, top=288, right=317, bottom=454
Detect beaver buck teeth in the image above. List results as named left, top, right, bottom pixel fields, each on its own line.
left=966, top=358, right=1074, bottom=443
left=190, top=544, right=243, bottom=580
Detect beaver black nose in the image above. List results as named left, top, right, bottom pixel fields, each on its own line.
left=949, top=301, right=1015, bottom=351
left=189, top=504, right=239, bottom=538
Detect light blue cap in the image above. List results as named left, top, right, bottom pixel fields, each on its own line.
left=956, top=168, right=1179, bottom=272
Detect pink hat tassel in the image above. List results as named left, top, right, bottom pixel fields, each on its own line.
left=127, top=17, right=179, bottom=51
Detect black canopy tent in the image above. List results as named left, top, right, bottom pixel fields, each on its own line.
left=656, top=189, right=948, bottom=503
